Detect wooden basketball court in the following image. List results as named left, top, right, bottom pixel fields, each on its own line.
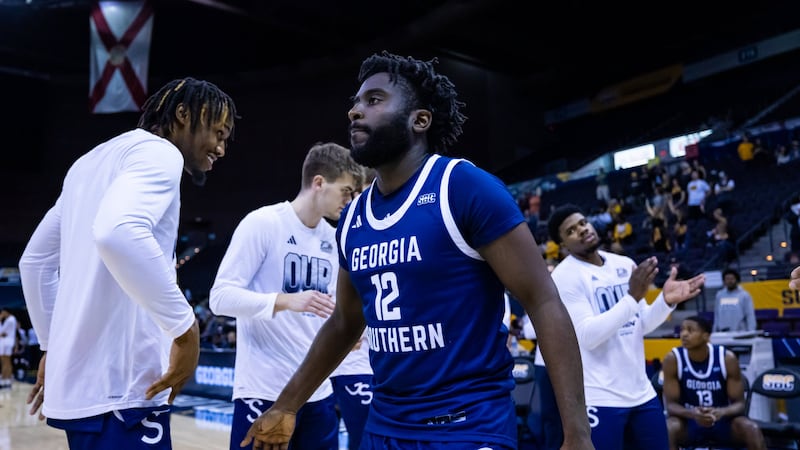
left=0, top=381, right=232, bottom=449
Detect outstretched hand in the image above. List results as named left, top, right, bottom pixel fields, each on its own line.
left=663, top=266, right=705, bottom=306
left=790, top=266, right=800, bottom=290
left=240, top=408, right=297, bottom=450
left=628, top=256, right=658, bottom=301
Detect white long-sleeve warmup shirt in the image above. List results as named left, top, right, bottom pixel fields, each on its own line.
left=19, top=129, right=195, bottom=420
left=551, top=251, right=674, bottom=407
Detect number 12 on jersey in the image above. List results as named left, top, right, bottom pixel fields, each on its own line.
left=371, top=272, right=401, bottom=321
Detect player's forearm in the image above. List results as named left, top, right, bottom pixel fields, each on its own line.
left=717, top=402, right=745, bottom=418
left=639, top=293, right=674, bottom=333
left=570, top=294, right=638, bottom=350
left=666, top=402, right=695, bottom=420
left=209, top=283, right=276, bottom=319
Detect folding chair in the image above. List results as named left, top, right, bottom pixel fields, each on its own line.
left=745, top=367, right=800, bottom=449
left=511, top=355, right=537, bottom=443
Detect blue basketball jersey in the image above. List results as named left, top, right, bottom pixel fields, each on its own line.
left=672, top=343, right=729, bottom=409
left=337, top=154, right=524, bottom=447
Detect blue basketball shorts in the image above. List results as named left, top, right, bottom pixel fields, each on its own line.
left=230, top=395, right=338, bottom=450
left=47, top=406, right=172, bottom=450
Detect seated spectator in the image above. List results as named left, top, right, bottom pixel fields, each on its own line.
left=672, top=213, right=688, bottom=253
left=607, top=196, right=623, bottom=217
left=686, top=170, right=711, bottom=223
left=542, top=238, right=563, bottom=265
left=691, top=159, right=707, bottom=184
left=624, top=169, right=646, bottom=210
left=609, top=213, right=633, bottom=255
left=707, top=208, right=735, bottom=262
left=712, top=171, right=735, bottom=215
left=751, top=137, right=771, bottom=167
left=651, top=216, right=672, bottom=253
left=645, top=185, right=669, bottom=227
left=737, top=134, right=754, bottom=162
left=663, top=315, right=766, bottom=450
left=775, top=144, right=792, bottom=165
left=638, top=165, right=653, bottom=199
left=667, top=177, right=687, bottom=219
left=676, top=161, right=693, bottom=190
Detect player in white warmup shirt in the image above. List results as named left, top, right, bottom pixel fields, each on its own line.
left=210, top=142, right=364, bottom=450
left=547, top=204, right=705, bottom=450
left=0, top=308, right=18, bottom=389
left=18, top=77, right=237, bottom=450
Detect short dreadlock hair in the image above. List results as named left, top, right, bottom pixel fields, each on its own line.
left=357, top=51, right=467, bottom=153
left=138, top=77, right=238, bottom=139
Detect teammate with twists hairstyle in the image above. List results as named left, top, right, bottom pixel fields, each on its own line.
left=19, top=77, right=237, bottom=450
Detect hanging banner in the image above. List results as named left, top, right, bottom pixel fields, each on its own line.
left=89, top=0, right=153, bottom=114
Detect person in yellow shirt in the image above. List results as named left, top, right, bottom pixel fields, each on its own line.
left=543, top=239, right=561, bottom=263
left=610, top=213, right=633, bottom=254
left=737, top=134, right=754, bottom=161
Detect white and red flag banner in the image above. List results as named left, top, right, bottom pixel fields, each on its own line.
left=89, top=0, right=153, bottom=114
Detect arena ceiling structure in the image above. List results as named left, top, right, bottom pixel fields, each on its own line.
left=2, top=0, right=797, bottom=109
left=2, top=0, right=800, bottom=267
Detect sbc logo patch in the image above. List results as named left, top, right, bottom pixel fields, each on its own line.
left=763, top=374, right=795, bottom=391
left=417, top=193, right=436, bottom=205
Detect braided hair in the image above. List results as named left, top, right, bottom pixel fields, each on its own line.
left=138, top=77, right=238, bottom=138
left=358, top=51, right=466, bottom=153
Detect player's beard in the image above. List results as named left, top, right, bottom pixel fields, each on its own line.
left=351, top=113, right=411, bottom=168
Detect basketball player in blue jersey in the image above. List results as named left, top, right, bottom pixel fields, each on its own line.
left=241, top=51, right=594, bottom=450
left=548, top=203, right=705, bottom=450
left=662, top=316, right=765, bottom=450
